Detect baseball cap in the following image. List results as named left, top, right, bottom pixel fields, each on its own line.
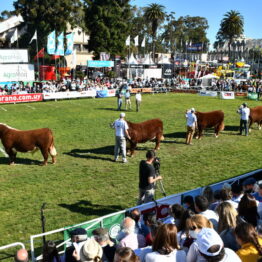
left=120, top=112, right=125, bottom=118
left=191, top=108, right=195, bottom=112
left=70, top=228, right=87, bottom=237
left=196, top=228, right=223, bottom=257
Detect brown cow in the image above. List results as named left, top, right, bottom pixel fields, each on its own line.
left=195, top=110, right=224, bottom=139
left=126, top=119, right=164, bottom=156
left=0, top=123, right=57, bottom=165
left=249, top=106, right=262, bottom=131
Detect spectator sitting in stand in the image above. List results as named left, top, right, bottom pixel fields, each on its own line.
left=231, top=183, right=244, bottom=204
left=128, top=208, right=148, bottom=237
left=242, top=177, right=257, bottom=194
left=92, top=228, right=116, bottom=262
left=15, top=249, right=29, bottom=262
left=182, top=195, right=196, bottom=213
left=42, top=240, right=61, bottom=262
left=117, top=217, right=146, bottom=250
left=219, top=188, right=238, bottom=209
left=195, top=195, right=219, bottom=231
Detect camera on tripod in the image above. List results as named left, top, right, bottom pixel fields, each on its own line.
left=153, top=157, right=160, bottom=175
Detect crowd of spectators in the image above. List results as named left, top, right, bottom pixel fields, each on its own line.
left=0, top=77, right=261, bottom=96
left=14, top=177, right=261, bottom=262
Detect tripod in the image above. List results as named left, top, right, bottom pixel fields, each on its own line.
left=155, top=169, right=166, bottom=198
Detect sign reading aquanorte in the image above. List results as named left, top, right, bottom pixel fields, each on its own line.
left=0, top=49, right=28, bottom=63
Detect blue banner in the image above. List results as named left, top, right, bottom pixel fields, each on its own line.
left=88, top=60, right=114, bottom=68
left=47, top=31, right=56, bottom=55
left=65, top=33, right=74, bottom=55
left=96, top=90, right=109, bottom=98
left=56, top=32, right=64, bottom=56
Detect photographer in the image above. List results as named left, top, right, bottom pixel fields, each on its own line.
left=137, top=150, right=162, bottom=205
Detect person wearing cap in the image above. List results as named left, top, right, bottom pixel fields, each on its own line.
left=65, top=228, right=88, bottom=262
left=237, top=103, right=250, bottom=136
left=112, top=113, right=131, bottom=163
left=185, top=108, right=197, bottom=145
left=194, top=228, right=241, bottom=262
left=242, top=177, right=257, bottom=194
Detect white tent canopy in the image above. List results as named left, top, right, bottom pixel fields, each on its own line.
left=158, top=54, right=171, bottom=64
left=142, top=54, right=155, bottom=65
left=126, top=53, right=138, bottom=64
left=200, top=74, right=219, bottom=79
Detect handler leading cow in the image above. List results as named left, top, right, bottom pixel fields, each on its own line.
left=0, top=124, right=57, bottom=165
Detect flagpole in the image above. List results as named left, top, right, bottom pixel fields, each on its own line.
left=36, top=34, right=40, bottom=81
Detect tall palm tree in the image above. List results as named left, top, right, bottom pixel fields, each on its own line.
left=219, top=10, right=244, bottom=61
left=144, top=3, right=165, bottom=62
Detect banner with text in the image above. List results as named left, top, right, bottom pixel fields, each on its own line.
left=87, top=60, right=114, bottom=68
left=0, top=64, right=35, bottom=81
left=220, top=91, right=235, bottom=100
left=0, top=93, right=42, bottom=104
left=43, top=90, right=96, bottom=100
left=0, top=49, right=28, bottom=63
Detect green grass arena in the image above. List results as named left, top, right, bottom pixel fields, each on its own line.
left=0, top=93, right=262, bottom=248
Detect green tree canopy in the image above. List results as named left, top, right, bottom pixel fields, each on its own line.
left=84, top=0, right=132, bottom=58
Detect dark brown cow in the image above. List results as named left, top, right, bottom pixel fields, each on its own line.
left=195, top=110, right=224, bottom=138
left=126, top=119, right=164, bottom=156
left=0, top=124, right=57, bottom=165
left=249, top=106, right=262, bottom=131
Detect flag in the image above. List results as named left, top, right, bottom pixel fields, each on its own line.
left=29, top=31, right=37, bottom=44
left=34, top=48, right=44, bottom=60
left=65, top=33, right=74, bottom=55
left=134, top=35, right=139, bottom=46
left=125, top=35, right=130, bottom=46
left=56, top=32, right=64, bottom=56
left=100, top=52, right=110, bottom=61
left=10, top=28, right=18, bottom=44
left=71, top=49, right=77, bottom=68
left=47, top=31, right=56, bottom=55
left=141, top=37, right=146, bottom=48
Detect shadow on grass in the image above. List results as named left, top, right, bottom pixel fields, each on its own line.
left=95, top=107, right=118, bottom=111
left=59, top=200, right=123, bottom=217
left=0, top=157, right=42, bottom=165
left=164, top=132, right=185, bottom=139
left=64, top=146, right=115, bottom=162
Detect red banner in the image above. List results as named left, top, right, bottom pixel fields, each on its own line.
left=0, top=93, right=43, bottom=104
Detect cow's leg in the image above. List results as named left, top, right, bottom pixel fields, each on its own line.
left=248, top=119, right=253, bottom=133
left=155, top=133, right=162, bottom=150
left=40, top=148, right=49, bottom=165
left=259, top=121, right=262, bottom=130
left=6, top=148, right=16, bottom=165
left=197, top=127, right=203, bottom=139
left=48, top=145, right=57, bottom=164
left=129, top=142, right=137, bottom=157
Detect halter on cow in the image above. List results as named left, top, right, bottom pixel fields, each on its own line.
left=0, top=124, right=57, bottom=165
left=126, top=118, right=164, bottom=156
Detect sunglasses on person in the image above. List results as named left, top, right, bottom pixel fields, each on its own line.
left=188, top=226, right=197, bottom=231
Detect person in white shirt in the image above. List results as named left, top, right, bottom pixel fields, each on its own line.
left=112, top=112, right=131, bottom=163
left=185, top=108, right=197, bottom=145
left=135, top=91, right=142, bottom=112
left=145, top=224, right=186, bottom=262
left=237, top=103, right=250, bottom=136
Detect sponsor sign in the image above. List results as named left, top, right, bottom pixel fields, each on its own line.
left=0, top=49, right=28, bottom=63
left=0, top=93, right=42, bottom=104
left=107, top=89, right=116, bottom=97
left=199, top=91, right=218, bottom=97
left=130, top=88, right=152, bottom=94
left=220, top=91, right=235, bottom=100
left=248, top=92, right=258, bottom=100
left=87, top=60, right=114, bottom=68
left=235, top=92, right=247, bottom=97
left=43, top=90, right=96, bottom=100
left=0, top=64, right=35, bottom=81
left=162, top=64, right=173, bottom=78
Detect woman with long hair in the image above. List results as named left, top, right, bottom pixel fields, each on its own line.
left=238, top=193, right=259, bottom=227
left=186, top=215, right=213, bottom=262
left=216, top=202, right=240, bottom=251
left=145, top=224, right=186, bottom=262
left=114, top=247, right=140, bottom=262
left=235, top=223, right=262, bottom=262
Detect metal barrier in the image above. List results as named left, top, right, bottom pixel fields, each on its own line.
left=0, top=242, right=25, bottom=251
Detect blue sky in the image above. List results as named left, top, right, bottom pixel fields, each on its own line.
left=1, top=0, right=262, bottom=45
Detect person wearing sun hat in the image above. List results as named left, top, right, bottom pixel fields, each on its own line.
left=73, top=238, right=103, bottom=262
left=194, top=228, right=241, bottom=262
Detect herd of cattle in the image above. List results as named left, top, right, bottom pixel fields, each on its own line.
left=0, top=105, right=262, bottom=165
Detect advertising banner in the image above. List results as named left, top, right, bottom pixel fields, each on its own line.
left=0, top=64, right=35, bottom=81
left=220, top=91, right=235, bottom=100
left=162, top=64, right=173, bottom=78
left=235, top=92, right=247, bottom=97
left=199, top=91, right=218, bottom=97
left=43, top=90, right=96, bottom=100
left=0, top=49, right=28, bottom=63
left=107, top=89, right=116, bottom=97
left=87, top=60, right=114, bottom=68
left=247, top=92, right=258, bottom=100
left=96, top=90, right=109, bottom=98
left=0, top=93, right=42, bottom=104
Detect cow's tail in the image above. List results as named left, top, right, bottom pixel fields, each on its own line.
left=160, top=135, right=165, bottom=141
left=49, top=131, right=57, bottom=156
